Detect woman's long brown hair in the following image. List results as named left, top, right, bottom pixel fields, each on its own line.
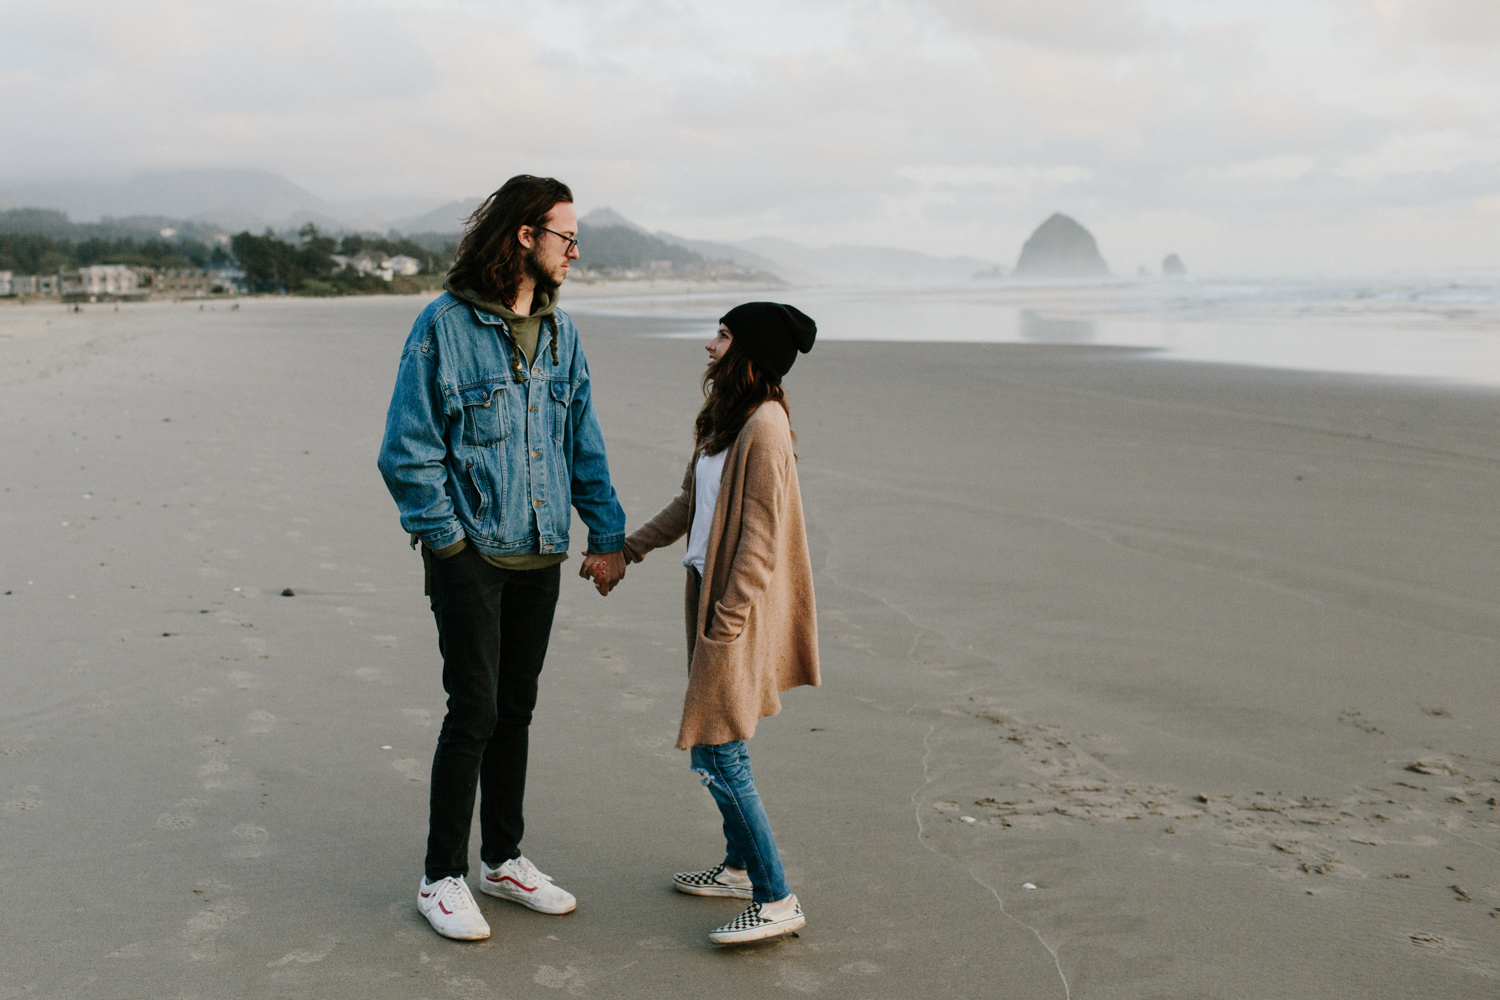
left=694, top=340, right=792, bottom=458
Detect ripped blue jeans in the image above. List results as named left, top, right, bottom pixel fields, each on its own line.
left=690, top=741, right=790, bottom=904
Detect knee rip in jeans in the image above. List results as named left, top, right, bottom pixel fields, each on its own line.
left=691, top=767, right=717, bottom=789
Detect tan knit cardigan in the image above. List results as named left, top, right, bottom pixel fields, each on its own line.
left=622, top=403, right=819, bottom=749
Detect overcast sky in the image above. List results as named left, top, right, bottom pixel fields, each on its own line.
left=3, top=0, right=1499, bottom=272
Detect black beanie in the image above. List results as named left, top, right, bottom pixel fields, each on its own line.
left=719, top=302, right=816, bottom=384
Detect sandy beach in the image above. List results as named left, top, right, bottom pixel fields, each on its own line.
left=2, top=293, right=1497, bottom=998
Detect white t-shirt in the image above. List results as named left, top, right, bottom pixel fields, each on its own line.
left=683, top=449, right=727, bottom=577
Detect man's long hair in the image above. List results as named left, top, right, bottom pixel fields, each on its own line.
left=448, top=175, right=573, bottom=307
left=694, top=340, right=792, bottom=458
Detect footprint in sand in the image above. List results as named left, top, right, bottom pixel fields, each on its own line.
left=233, top=824, right=268, bottom=858
left=182, top=892, right=247, bottom=963
left=533, top=965, right=595, bottom=992
left=198, top=758, right=230, bottom=785
left=635, top=936, right=687, bottom=951
left=392, top=758, right=426, bottom=782
left=775, top=964, right=823, bottom=993
left=444, top=976, right=492, bottom=1000
left=266, top=937, right=335, bottom=967
left=353, top=667, right=381, bottom=683
left=226, top=671, right=255, bottom=690
left=617, top=690, right=654, bottom=713
left=248, top=710, right=275, bottom=734
left=5, top=786, right=42, bottom=812
left=840, top=960, right=882, bottom=976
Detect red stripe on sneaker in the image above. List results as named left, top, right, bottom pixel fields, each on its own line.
left=489, top=875, right=535, bottom=893
left=438, top=902, right=452, bottom=914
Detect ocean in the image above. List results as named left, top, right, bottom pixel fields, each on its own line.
left=566, top=271, right=1500, bottom=385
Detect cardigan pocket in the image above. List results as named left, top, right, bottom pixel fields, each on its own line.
left=695, top=630, right=743, bottom=650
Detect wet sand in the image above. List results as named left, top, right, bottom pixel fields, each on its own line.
left=2, top=295, right=1497, bottom=998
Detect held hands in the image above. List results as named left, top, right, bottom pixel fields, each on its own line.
left=579, top=549, right=627, bottom=596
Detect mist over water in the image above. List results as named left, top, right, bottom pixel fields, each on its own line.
left=567, top=272, right=1500, bottom=385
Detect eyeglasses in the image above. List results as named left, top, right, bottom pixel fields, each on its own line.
left=537, top=226, right=579, bottom=254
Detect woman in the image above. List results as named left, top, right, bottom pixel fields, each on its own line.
left=588, top=302, right=820, bottom=945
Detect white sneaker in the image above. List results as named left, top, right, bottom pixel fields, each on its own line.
left=709, top=894, right=805, bottom=945
left=416, top=876, right=490, bottom=941
left=673, top=863, right=753, bottom=899
left=479, top=856, right=577, bottom=914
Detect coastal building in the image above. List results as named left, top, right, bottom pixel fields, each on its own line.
left=6, top=274, right=60, bottom=296
left=0, top=271, right=10, bottom=296
left=210, top=267, right=248, bottom=294
left=62, top=264, right=147, bottom=301
left=152, top=269, right=216, bottom=296
left=348, top=250, right=386, bottom=274
left=387, top=254, right=421, bottom=276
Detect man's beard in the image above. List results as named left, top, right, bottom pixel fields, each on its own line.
left=523, top=245, right=561, bottom=297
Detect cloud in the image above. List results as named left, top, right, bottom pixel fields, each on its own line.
left=1, top=0, right=1499, bottom=269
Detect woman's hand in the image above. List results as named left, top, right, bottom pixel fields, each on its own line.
left=579, top=550, right=627, bottom=595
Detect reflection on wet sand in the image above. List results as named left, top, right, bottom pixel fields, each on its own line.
left=1020, top=310, right=1096, bottom=344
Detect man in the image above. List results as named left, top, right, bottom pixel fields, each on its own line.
left=377, top=175, right=628, bottom=941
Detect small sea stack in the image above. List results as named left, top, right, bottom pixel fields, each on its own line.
left=1014, top=213, right=1109, bottom=278
left=1162, top=253, right=1186, bottom=276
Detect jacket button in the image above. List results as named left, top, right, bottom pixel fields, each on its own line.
left=482, top=401, right=490, bottom=407
left=533, top=500, right=544, bottom=507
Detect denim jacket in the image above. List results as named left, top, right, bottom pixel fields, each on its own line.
left=377, top=292, right=625, bottom=558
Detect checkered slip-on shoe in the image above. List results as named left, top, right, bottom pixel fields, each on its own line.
left=673, top=863, right=754, bottom=899
left=708, top=895, right=805, bottom=945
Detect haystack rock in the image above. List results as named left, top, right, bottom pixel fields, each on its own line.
left=1014, top=213, right=1109, bottom=278
left=1162, top=253, right=1186, bottom=276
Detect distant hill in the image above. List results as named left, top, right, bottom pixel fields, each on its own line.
left=653, top=232, right=786, bottom=276
left=0, top=207, right=224, bottom=244
left=580, top=207, right=648, bottom=233
left=577, top=222, right=706, bottom=272
left=739, top=236, right=993, bottom=286
left=0, top=169, right=334, bottom=228
left=0, top=168, right=460, bottom=236
left=392, top=198, right=483, bottom=235
left=573, top=208, right=778, bottom=281
left=0, top=170, right=1004, bottom=285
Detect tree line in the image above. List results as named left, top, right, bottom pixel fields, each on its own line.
left=0, top=232, right=222, bottom=276
left=229, top=225, right=453, bottom=294
left=0, top=211, right=457, bottom=296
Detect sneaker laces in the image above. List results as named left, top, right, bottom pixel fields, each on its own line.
left=511, top=856, right=554, bottom=884
left=430, top=876, right=476, bottom=912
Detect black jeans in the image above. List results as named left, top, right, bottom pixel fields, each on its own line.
left=424, top=545, right=561, bottom=880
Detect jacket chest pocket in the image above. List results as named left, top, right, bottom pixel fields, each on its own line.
left=458, top=381, right=509, bottom=447
left=549, top=380, right=571, bottom=440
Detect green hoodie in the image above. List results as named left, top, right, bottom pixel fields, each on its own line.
left=444, top=278, right=557, bottom=367
left=421, top=279, right=567, bottom=574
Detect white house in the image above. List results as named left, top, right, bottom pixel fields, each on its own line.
left=62, top=265, right=144, bottom=299
left=387, top=254, right=421, bottom=277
